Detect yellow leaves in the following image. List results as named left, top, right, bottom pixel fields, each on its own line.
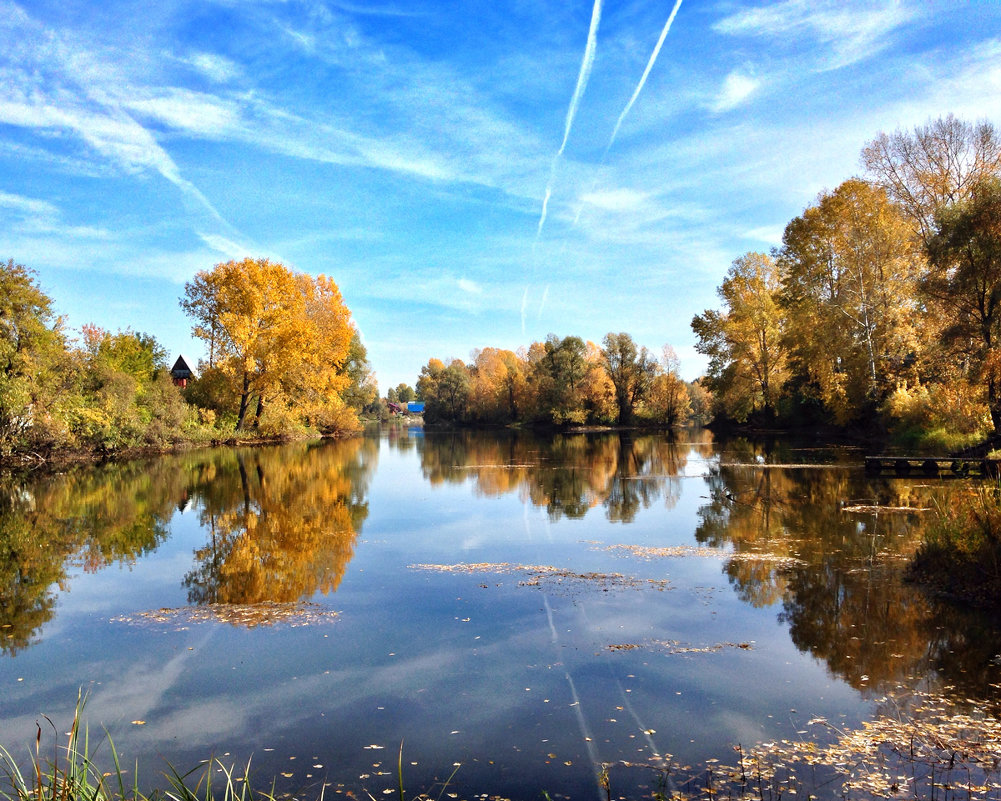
left=182, top=258, right=355, bottom=431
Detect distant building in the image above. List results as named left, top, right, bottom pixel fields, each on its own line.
left=170, top=355, right=197, bottom=388
left=407, top=402, right=425, bottom=414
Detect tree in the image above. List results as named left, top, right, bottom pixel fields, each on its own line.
left=0, top=259, right=67, bottom=455
left=691, top=252, right=787, bottom=422
left=601, top=332, right=657, bottom=425
left=180, top=259, right=354, bottom=431
left=338, top=330, right=378, bottom=414
left=862, top=115, right=1001, bottom=244
left=778, top=181, right=921, bottom=424
left=648, top=345, right=691, bottom=426
left=925, top=177, right=1001, bottom=432
left=417, top=358, right=471, bottom=422
left=395, top=384, right=416, bottom=403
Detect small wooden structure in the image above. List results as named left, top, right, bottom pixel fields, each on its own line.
left=864, top=456, right=1001, bottom=477
left=170, top=355, right=196, bottom=388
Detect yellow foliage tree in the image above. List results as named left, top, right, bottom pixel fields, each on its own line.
left=181, top=258, right=355, bottom=432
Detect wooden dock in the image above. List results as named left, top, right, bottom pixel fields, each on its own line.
left=864, top=456, right=1001, bottom=477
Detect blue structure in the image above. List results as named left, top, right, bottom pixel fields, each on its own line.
left=407, top=402, right=425, bottom=414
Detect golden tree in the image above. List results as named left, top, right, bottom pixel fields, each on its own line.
left=181, top=258, right=355, bottom=431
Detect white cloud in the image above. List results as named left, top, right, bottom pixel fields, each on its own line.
left=711, top=71, right=760, bottom=112
left=187, top=52, right=241, bottom=83
left=126, top=89, right=238, bottom=135
left=0, top=190, right=58, bottom=217
left=580, top=187, right=648, bottom=212
left=458, top=277, right=482, bottom=294
left=743, top=225, right=786, bottom=246
left=713, top=0, right=918, bottom=70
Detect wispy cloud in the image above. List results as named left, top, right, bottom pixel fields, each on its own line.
left=711, top=71, right=760, bottom=112
left=713, top=0, right=917, bottom=70
left=0, top=190, right=58, bottom=217
left=580, top=187, right=648, bottom=212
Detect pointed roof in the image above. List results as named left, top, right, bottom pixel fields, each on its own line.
left=170, top=354, right=197, bottom=378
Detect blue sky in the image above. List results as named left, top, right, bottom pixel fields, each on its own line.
left=2, top=0, right=1000, bottom=391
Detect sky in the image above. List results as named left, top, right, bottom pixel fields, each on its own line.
left=2, top=0, right=1001, bottom=392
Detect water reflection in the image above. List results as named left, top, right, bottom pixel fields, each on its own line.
left=696, top=440, right=1000, bottom=702
left=183, top=440, right=374, bottom=604
left=0, top=460, right=178, bottom=654
left=413, top=429, right=714, bottom=522
left=0, top=438, right=376, bottom=649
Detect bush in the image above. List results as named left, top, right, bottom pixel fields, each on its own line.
left=882, top=382, right=991, bottom=451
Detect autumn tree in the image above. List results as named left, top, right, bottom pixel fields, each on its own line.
left=180, top=258, right=354, bottom=432
left=925, top=177, right=1001, bottom=432
left=862, top=114, right=1001, bottom=244
left=648, top=345, right=691, bottom=426
left=691, top=252, right=787, bottom=422
left=778, top=180, right=921, bottom=424
left=468, top=347, right=525, bottom=423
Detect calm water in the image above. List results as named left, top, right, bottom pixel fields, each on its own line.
left=2, top=429, right=1000, bottom=800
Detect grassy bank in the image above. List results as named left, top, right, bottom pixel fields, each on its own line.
left=909, top=484, right=1001, bottom=610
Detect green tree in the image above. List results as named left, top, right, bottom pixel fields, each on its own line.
left=692, top=252, right=787, bottom=422
left=0, top=259, right=68, bottom=456
left=925, top=177, right=1001, bottom=433
left=417, top=358, right=471, bottom=422
left=601, top=332, right=656, bottom=425
left=395, top=384, right=416, bottom=403
left=339, top=330, right=378, bottom=413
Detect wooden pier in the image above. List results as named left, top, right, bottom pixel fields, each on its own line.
left=864, top=456, right=1001, bottom=477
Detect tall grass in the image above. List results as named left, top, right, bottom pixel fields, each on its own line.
left=0, top=692, right=276, bottom=801
left=910, top=483, right=1001, bottom=609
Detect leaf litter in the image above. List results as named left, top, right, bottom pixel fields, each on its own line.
left=408, top=562, right=670, bottom=592
left=112, top=601, right=339, bottom=629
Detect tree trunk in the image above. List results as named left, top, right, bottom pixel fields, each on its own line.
left=990, top=375, right=1001, bottom=435
left=236, top=372, right=251, bottom=430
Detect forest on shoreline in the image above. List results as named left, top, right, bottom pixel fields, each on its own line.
left=5, top=114, right=1001, bottom=463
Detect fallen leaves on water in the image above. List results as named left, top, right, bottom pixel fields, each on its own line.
left=111, top=602, right=339, bottom=629
left=602, top=543, right=805, bottom=568
left=621, top=689, right=1001, bottom=801
left=608, top=640, right=754, bottom=655
left=408, top=562, right=669, bottom=592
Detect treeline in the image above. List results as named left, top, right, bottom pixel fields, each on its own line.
left=692, top=115, right=1001, bottom=448
left=414, top=333, right=708, bottom=427
left=0, top=257, right=376, bottom=461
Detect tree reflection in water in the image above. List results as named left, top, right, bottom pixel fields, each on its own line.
left=696, top=438, right=1001, bottom=704
left=0, top=438, right=376, bottom=650
left=415, top=429, right=712, bottom=522
left=183, top=438, right=375, bottom=604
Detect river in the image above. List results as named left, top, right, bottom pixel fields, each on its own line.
left=1, top=428, right=999, bottom=800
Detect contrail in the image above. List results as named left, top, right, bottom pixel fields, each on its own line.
left=606, top=0, right=683, bottom=152
left=536, top=0, right=603, bottom=238
left=571, top=0, right=682, bottom=228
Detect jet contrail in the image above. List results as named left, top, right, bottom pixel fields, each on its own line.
left=606, top=0, right=683, bottom=152
left=536, top=0, right=604, bottom=238
left=571, top=0, right=683, bottom=228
